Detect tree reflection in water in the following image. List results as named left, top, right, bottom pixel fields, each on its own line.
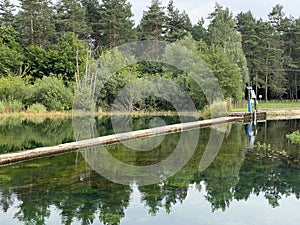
left=0, top=120, right=299, bottom=225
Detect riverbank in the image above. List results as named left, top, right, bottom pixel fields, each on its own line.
left=0, top=108, right=300, bottom=121
left=266, top=109, right=300, bottom=120
left=0, top=111, right=72, bottom=120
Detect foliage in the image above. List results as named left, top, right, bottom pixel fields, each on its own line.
left=0, top=101, right=4, bottom=113
left=24, top=33, right=86, bottom=82
left=0, top=76, right=27, bottom=103
left=0, top=25, right=24, bottom=76
left=30, top=76, right=74, bottom=111
left=27, top=103, right=47, bottom=113
left=0, top=100, right=23, bottom=113
left=207, top=4, right=249, bottom=88
left=98, top=0, right=136, bottom=49
left=55, top=0, right=90, bottom=39
left=165, top=0, right=192, bottom=42
left=138, top=0, right=167, bottom=41
left=286, top=130, right=300, bottom=144
left=0, top=0, right=15, bottom=25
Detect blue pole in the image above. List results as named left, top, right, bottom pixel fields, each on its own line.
left=248, top=99, right=251, bottom=112
left=247, top=123, right=251, bottom=136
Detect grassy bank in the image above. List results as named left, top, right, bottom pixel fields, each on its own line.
left=231, top=100, right=300, bottom=112
left=0, top=100, right=299, bottom=121
left=0, top=111, right=72, bottom=120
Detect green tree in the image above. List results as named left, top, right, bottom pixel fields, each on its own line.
left=191, top=18, right=207, bottom=42
left=138, top=0, right=167, bottom=41
left=207, top=4, right=249, bottom=92
left=48, top=32, right=87, bottom=82
left=236, top=11, right=259, bottom=91
left=0, top=0, right=15, bottom=25
left=282, top=17, right=298, bottom=100
left=23, top=33, right=86, bottom=82
left=0, top=25, right=24, bottom=76
left=94, top=48, right=138, bottom=110
left=267, top=4, right=288, bottom=99
left=254, top=19, right=273, bottom=102
left=173, top=35, right=243, bottom=109
left=23, top=44, right=49, bottom=79
left=98, top=0, right=135, bottom=49
left=285, top=18, right=300, bottom=100
left=80, top=0, right=102, bottom=51
left=55, top=0, right=90, bottom=38
left=14, top=0, right=55, bottom=48
left=165, top=0, right=192, bottom=42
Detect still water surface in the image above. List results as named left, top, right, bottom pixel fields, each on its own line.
left=0, top=118, right=299, bottom=225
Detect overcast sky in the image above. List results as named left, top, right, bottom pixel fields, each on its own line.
left=130, top=0, right=300, bottom=25
left=10, top=0, right=300, bottom=25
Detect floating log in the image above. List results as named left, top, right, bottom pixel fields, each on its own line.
left=229, top=111, right=267, bottom=122
left=0, top=116, right=242, bottom=166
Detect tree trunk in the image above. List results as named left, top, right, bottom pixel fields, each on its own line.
left=265, top=42, right=269, bottom=103
left=30, top=9, right=34, bottom=44
left=255, top=70, right=258, bottom=96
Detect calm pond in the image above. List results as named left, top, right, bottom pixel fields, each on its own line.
left=0, top=117, right=299, bottom=225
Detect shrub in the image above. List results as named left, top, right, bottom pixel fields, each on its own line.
left=30, top=76, right=74, bottom=111
left=286, top=130, right=300, bottom=144
left=200, top=101, right=228, bottom=119
left=0, top=76, right=27, bottom=103
left=0, top=100, right=23, bottom=113
left=8, top=100, right=23, bottom=112
left=0, top=101, right=5, bottom=113
left=27, top=103, right=47, bottom=113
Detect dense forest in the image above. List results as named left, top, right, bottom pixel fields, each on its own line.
left=0, top=0, right=299, bottom=112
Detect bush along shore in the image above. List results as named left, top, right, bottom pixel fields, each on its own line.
left=0, top=76, right=74, bottom=114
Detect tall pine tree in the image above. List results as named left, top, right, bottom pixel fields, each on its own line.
left=208, top=4, right=249, bottom=94
left=55, top=0, right=90, bottom=38
left=236, top=11, right=260, bottom=94
left=0, top=0, right=15, bottom=25
left=267, top=4, right=288, bottom=99
left=138, top=0, right=167, bottom=41
left=98, top=0, right=135, bottom=49
left=165, top=0, right=192, bottom=42
left=15, top=0, right=55, bottom=48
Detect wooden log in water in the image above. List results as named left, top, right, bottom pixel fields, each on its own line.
left=0, top=116, right=241, bottom=166
left=229, top=111, right=267, bottom=122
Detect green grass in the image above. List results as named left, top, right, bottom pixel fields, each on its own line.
left=230, top=100, right=300, bottom=112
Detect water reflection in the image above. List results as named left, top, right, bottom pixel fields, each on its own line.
left=0, top=120, right=299, bottom=225
left=0, top=116, right=185, bottom=154
left=0, top=118, right=74, bottom=153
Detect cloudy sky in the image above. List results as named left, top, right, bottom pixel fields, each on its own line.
left=10, top=0, right=300, bottom=25
left=130, top=0, right=300, bottom=25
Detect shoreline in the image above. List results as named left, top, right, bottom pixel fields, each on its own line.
left=266, top=109, right=300, bottom=120
left=0, top=109, right=299, bottom=120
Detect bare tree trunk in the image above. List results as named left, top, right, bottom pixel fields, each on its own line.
left=39, top=4, right=43, bottom=48
left=75, top=46, right=81, bottom=91
left=296, top=74, right=298, bottom=101
left=30, top=9, right=34, bottom=44
left=265, top=43, right=269, bottom=103
left=255, top=70, right=258, bottom=96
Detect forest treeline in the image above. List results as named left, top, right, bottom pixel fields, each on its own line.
left=0, top=0, right=299, bottom=112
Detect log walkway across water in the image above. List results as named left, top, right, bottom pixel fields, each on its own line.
left=0, top=116, right=245, bottom=166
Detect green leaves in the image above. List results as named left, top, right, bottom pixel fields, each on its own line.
left=0, top=25, right=24, bottom=76
left=31, top=76, right=74, bottom=111
left=286, top=130, right=300, bottom=144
